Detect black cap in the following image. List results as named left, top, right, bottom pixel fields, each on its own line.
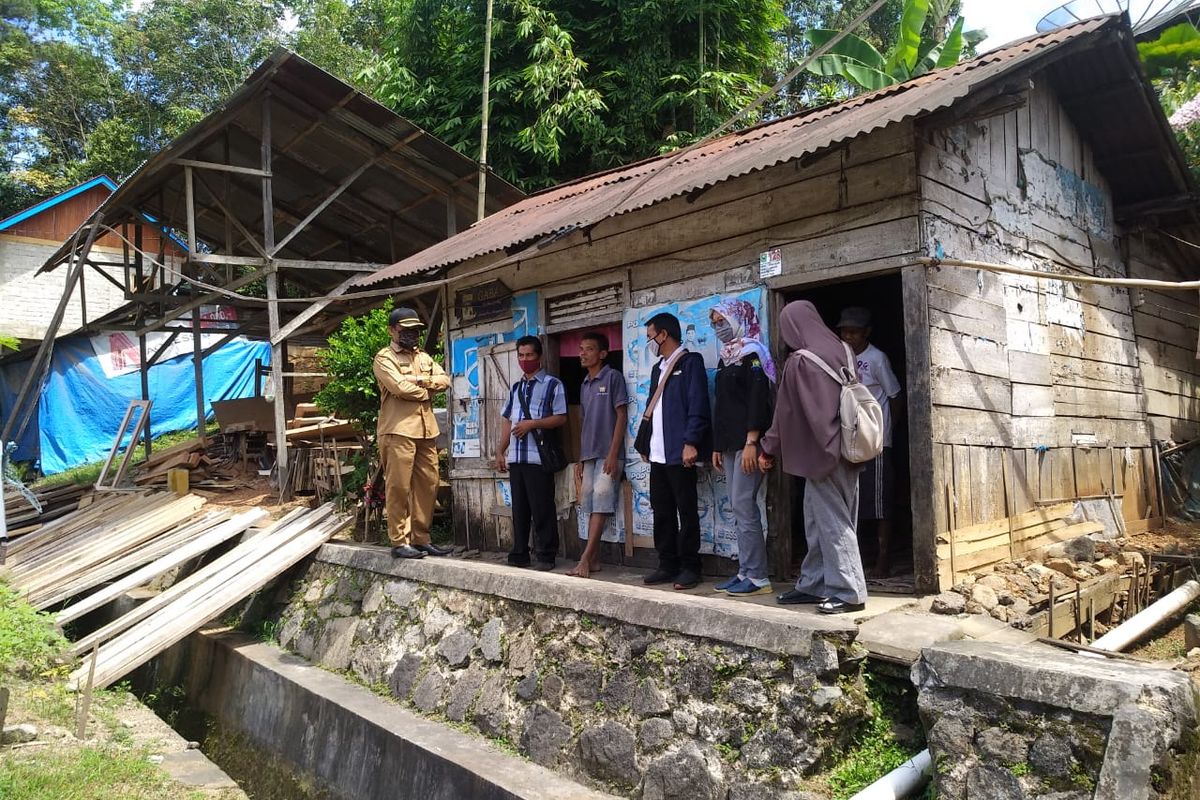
left=388, top=306, right=423, bottom=328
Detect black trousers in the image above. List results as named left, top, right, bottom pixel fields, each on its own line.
left=649, top=462, right=701, bottom=574
left=509, top=463, right=558, bottom=565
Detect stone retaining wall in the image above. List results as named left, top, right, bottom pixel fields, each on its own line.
left=914, top=641, right=1200, bottom=800
left=273, top=544, right=872, bottom=799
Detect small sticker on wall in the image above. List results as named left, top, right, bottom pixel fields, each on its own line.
left=759, top=248, right=782, bottom=279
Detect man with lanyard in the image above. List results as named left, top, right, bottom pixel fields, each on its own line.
left=636, top=312, right=711, bottom=590
left=373, top=306, right=453, bottom=559
left=493, top=335, right=568, bottom=570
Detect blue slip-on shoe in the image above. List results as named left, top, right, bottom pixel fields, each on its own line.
left=714, top=575, right=743, bottom=593
left=727, top=579, right=774, bottom=597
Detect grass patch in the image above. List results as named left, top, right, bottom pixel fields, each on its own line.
left=29, top=423, right=220, bottom=489
left=0, top=581, right=70, bottom=679
left=0, top=745, right=205, bottom=800
left=826, top=673, right=927, bottom=800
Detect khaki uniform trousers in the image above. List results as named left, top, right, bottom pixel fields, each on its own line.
left=380, top=433, right=439, bottom=546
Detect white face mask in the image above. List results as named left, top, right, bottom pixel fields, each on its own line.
left=647, top=336, right=660, bottom=358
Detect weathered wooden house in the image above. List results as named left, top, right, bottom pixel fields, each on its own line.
left=364, top=14, right=1200, bottom=593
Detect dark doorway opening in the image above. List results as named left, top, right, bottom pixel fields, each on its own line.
left=781, top=271, right=914, bottom=592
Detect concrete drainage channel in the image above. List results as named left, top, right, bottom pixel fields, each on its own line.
left=87, top=543, right=1200, bottom=800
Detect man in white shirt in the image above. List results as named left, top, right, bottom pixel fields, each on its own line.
left=837, top=307, right=903, bottom=579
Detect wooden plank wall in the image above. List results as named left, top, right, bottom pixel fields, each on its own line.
left=1127, top=234, right=1200, bottom=442
left=918, top=79, right=1159, bottom=586
left=445, top=123, right=923, bottom=570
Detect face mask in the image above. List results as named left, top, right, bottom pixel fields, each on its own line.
left=519, top=360, right=540, bottom=375
left=647, top=337, right=660, bottom=358
left=395, top=329, right=421, bottom=349
left=714, top=320, right=736, bottom=344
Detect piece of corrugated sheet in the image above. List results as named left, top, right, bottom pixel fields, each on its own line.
left=360, top=16, right=1119, bottom=286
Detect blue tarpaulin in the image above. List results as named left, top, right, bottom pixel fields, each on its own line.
left=1, top=336, right=269, bottom=474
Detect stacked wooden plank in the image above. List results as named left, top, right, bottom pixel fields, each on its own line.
left=4, top=481, right=93, bottom=537
left=2, top=492, right=210, bottom=609
left=936, top=502, right=1106, bottom=585
left=134, top=436, right=242, bottom=487
left=69, top=504, right=347, bottom=690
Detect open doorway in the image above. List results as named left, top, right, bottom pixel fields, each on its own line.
left=782, top=271, right=914, bottom=592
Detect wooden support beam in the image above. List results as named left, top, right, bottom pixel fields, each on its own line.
left=192, top=170, right=269, bottom=259
left=184, top=166, right=198, bottom=254
left=269, top=156, right=379, bottom=257
left=273, top=259, right=384, bottom=272
left=173, top=158, right=271, bottom=178
left=270, top=273, right=360, bottom=345
left=190, top=253, right=269, bottom=266
left=85, top=261, right=128, bottom=293
left=262, top=93, right=288, bottom=479
left=200, top=329, right=242, bottom=358
left=146, top=331, right=182, bottom=367
left=904, top=264, right=939, bottom=594
left=135, top=264, right=273, bottom=336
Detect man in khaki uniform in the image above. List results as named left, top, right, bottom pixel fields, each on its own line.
left=373, top=306, right=452, bottom=559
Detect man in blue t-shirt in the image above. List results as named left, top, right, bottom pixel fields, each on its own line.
left=493, top=335, right=568, bottom=570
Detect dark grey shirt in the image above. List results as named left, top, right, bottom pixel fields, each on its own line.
left=580, top=364, right=629, bottom=461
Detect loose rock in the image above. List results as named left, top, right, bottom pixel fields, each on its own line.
left=0, top=724, right=37, bottom=745
left=931, top=592, right=967, bottom=615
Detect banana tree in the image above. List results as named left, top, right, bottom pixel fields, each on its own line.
left=804, top=0, right=982, bottom=93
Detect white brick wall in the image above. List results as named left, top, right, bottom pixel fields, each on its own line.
left=0, top=238, right=131, bottom=340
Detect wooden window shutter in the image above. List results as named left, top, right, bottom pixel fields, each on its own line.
left=545, top=282, right=624, bottom=328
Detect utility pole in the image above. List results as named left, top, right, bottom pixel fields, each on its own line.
left=477, top=0, right=495, bottom=222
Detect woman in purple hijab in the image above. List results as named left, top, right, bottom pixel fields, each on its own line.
left=758, top=301, right=868, bottom=614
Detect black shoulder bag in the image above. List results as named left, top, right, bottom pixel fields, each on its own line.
left=516, top=380, right=567, bottom=473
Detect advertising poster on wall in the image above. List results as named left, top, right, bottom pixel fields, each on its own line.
left=620, top=287, right=769, bottom=558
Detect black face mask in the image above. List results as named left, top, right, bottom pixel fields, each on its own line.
left=395, top=329, right=422, bottom=349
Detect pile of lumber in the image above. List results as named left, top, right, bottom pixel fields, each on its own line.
left=134, top=437, right=241, bottom=487
left=4, top=481, right=93, bottom=537
left=1, top=491, right=215, bottom=609
left=285, top=403, right=362, bottom=443
left=69, top=504, right=347, bottom=690
left=937, top=502, right=1106, bottom=585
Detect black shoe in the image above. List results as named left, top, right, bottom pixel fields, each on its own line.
left=507, top=558, right=531, bottom=568
left=532, top=561, right=555, bottom=572
left=776, top=589, right=823, bottom=605
left=391, top=545, right=427, bottom=559
left=673, top=570, right=700, bottom=590
left=643, top=569, right=677, bottom=585
left=817, top=599, right=866, bottom=614
left=415, top=543, right=453, bottom=556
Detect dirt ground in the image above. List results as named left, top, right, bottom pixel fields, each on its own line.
left=1126, top=517, right=1200, bottom=557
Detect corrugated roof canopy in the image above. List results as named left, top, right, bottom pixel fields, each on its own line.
left=362, top=14, right=1193, bottom=286
left=42, top=48, right=523, bottom=280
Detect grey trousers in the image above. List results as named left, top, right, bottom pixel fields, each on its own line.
left=796, top=459, right=868, bottom=604
left=724, top=448, right=768, bottom=581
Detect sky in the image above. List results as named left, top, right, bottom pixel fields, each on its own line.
left=961, top=0, right=1188, bottom=51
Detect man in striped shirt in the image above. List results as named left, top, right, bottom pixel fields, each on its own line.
left=493, top=335, right=568, bottom=570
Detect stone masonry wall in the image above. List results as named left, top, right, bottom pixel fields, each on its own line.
left=273, top=550, right=872, bottom=800
left=914, top=641, right=1199, bottom=800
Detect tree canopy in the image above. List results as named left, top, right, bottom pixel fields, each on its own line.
left=0, top=0, right=914, bottom=216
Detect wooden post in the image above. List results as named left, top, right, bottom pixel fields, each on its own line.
left=447, top=195, right=458, bottom=236
left=477, top=0, right=494, bottom=222
left=2, top=213, right=105, bottom=447
left=262, top=93, right=288, bottom=485
left=135, top=222, right=151, bottom=460
left=75, top=643, right=98, bottom=739
left=903, top=264, right=938, bottom=593
left=184, top=165, right=198, bottom=254
left=192, top=271, right=207, bottom=445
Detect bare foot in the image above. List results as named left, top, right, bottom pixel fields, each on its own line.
left=588, top=559, right=601, bottom=575
left=567, top=561, right=591, bottom=578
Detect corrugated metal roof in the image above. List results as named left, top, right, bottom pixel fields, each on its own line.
left=362, top=13, right=1190, bottom=286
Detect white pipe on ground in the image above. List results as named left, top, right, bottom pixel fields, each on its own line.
left=1090, top=579, right=1200, bottom=653
left=849, top=749, right=932, bottom=800
left=851, top=579, right=1200, bottom=800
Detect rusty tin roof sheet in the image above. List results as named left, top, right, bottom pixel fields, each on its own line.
left=363, top=14, right=1185, bottom=286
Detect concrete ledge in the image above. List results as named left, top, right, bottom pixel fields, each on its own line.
left=189, top=629, right=614, bottom=800
left=318, top=542, right=857, bottom=656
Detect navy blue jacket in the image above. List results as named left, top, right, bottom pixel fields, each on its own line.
left=645, top=350, right=712, bottom=464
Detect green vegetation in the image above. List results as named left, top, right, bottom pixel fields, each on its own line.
left=805, top=0, right=982, bottom=92
left=0, top=746, right=211, bottom=800
left=0, top=581, right=68, bottom=678
left=1139, top=23, right=1200, bottom=182
left=826, top=673, right=925, bottom=799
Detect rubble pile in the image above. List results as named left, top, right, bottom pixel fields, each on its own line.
left=929, top=534, right=1142, bottom=629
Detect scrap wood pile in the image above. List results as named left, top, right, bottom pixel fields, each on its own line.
left=68, top=503, right=347, bottom=690
left=135, top=434, right=250, bottom=488
left=284, top=402, right=363, bottom=444
left=3, top=481, right=93, bottom=537
left=282, top=403, right=362, bottom=497
left=930, top=500, right=1176, bottom=639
